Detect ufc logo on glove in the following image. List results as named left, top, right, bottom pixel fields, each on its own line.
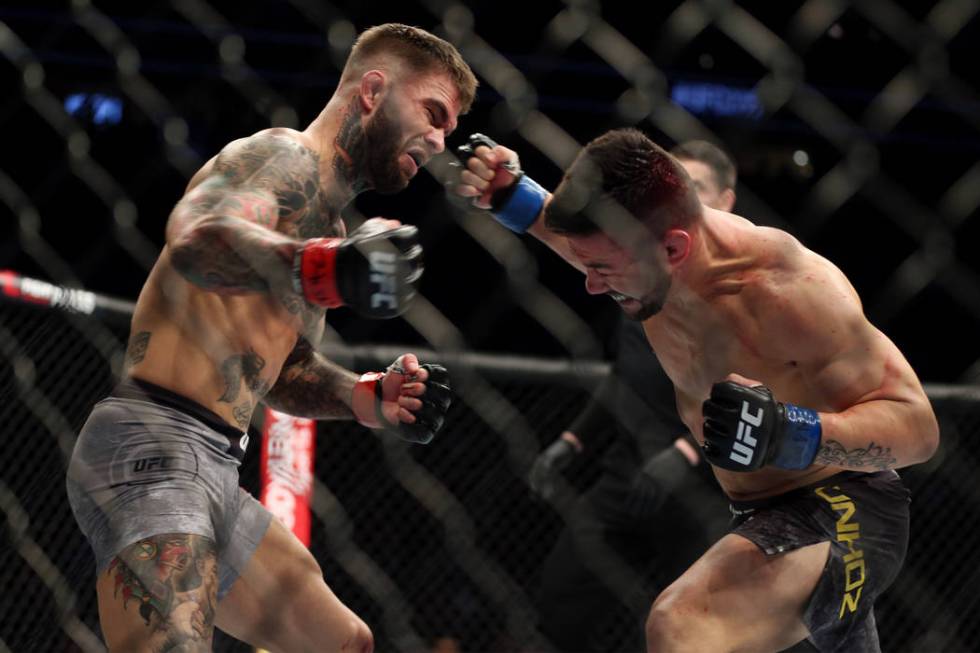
left=729, top=401, right=764, bottom=466
left=702, top=381, right=822, bottom=472
left=368, top=251, right=397, bottom=310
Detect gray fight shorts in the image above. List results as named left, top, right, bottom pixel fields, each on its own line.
left=66, top=378, right=273, bottom=600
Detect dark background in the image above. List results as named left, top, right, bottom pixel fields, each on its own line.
left=2, top=0, right=978, bottom=381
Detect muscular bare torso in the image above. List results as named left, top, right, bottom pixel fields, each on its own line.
left=124, top=128, right=341, bottom=430
left=643, top=214, right=861, bottom=500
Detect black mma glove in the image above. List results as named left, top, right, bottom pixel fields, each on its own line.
left=352, top=355, right=452, bottom=445
left=701, top=381, right=822, bottom=472
left=293, top=221, right=423, bottom=318
left=454, top=133, right=548, bottom=233
left=528, top=435, right=580, bottom=502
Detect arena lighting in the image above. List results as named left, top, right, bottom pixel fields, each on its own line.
left=670, top=81, right=763, bottom=119
left=63, top=92, right=123, bottom=125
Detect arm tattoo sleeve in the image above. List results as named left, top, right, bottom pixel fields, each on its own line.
left=167, top=132, right=331, bottom=296
left=263, top=343, right=357, bottom=419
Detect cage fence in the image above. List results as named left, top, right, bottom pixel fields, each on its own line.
left=2, top=295, right=980, bottom=652
left=2, top=1, right=980, bottom=652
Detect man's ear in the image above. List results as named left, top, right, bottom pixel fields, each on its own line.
left=663, top=229, right=692, bottom=265
left=358, top=70, right=386, bottom=114
left=720, top=188, right=736, bottom=212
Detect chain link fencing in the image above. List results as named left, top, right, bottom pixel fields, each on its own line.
left=2, top=296, right=980, bottom=652
left=2, top=1, right=979, bottom=652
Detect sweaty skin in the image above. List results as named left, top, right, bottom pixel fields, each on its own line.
left=457, top=145, right=938, bottom=502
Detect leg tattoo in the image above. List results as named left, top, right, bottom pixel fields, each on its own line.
left=109, top=533, right=218, bottom=652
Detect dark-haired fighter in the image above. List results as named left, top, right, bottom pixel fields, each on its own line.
left=528, top=141, right=737, bottom=652
left=67, top=24, right=476, bottom=653
left=454, top=130, right=937, bottom=652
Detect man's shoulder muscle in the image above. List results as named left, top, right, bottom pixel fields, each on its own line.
left=183, top=129, right=339, bottom=239
left=186, top=128, right=310, bottom=187
left=750, top=233, right=867, bottom=365
left=210, top=129, right=317, bottom=187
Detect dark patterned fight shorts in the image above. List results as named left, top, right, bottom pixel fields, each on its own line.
left=730, top=470, right=910, bottom=653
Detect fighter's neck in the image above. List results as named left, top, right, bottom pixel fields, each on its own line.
left=660, top=210, right=758, bottom=318
left=303, top=95, right=367, bottom=210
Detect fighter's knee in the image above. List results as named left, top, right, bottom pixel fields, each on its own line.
left=645, top=594, right=682, bottom=653
left=347, top=616, right=374, bottom=653
left=645, top=586, right=714, bottom=653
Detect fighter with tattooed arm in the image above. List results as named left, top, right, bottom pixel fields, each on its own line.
left=454, top=130, right=938, bottom=652
left=67, top=24, right=476, bottom=653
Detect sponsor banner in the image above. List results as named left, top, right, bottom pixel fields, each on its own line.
left=259, top=408, right=315, bottom=546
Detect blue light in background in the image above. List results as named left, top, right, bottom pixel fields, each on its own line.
left=671, top=82, right=763, bottom=120
left=64, top=93, right=123, bottom=125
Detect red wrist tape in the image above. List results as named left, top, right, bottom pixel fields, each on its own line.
left=296, top=238, right=343, bottom=308
left=352, top=372, right=386, bottom=428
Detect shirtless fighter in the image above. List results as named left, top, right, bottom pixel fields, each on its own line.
left=66, top=24, right=476, bottom=652
left=453, top=129, right=938, bottom=652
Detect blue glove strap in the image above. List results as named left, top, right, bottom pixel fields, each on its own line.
left=770, top=403, right=822, bottom=470
left=491, top=175, right=547, bottom=233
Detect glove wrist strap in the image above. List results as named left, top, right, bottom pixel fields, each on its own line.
left=770, top=403, right=822, bottom=470
left=294, top=238, right=344, bottom=308
left=491, top=175, right=548, bottom=233
left=352, top=372, right=386, bottom=429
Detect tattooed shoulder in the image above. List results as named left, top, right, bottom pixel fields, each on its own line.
left=213, top=130, right=318, bottom=188
left=212, top=130, right=340, bottom=239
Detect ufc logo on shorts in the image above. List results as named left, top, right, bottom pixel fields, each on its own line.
left=729, top=401, right=763, bottom=465
left=368, top=251, right=397, bottom=309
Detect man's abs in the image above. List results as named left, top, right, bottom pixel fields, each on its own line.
left=125, top=252, right=312, bottom=430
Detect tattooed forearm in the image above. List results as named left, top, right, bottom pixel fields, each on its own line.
left=263, top=349, right=357, bottom=419
left=169, top=215, right=298, bottom=294
left=167, top=131, right=341, bottom=295
left=126, top=331, right=152, bottom=365
left=815, top=440, right=897, bottom=471
left=108, top=534, right=217, bottom=652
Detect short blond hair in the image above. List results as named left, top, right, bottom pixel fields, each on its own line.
left=343, top=23, right=478, bottom=114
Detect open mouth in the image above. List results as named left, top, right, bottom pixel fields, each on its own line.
left=407, top=151, right=425, bottom=168
left=608, top=292, right=640, bottom=307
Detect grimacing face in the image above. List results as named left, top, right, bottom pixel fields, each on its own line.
left=568, top=231, right=672, bottom=321
left=367, top=72, right=460, bottom=195
left=362, top=94, right=406, bottom=194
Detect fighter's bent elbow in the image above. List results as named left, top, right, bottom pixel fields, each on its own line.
left=906, top=402, right=940, bottom=466
left=167, top=217, right=229, bottom=290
